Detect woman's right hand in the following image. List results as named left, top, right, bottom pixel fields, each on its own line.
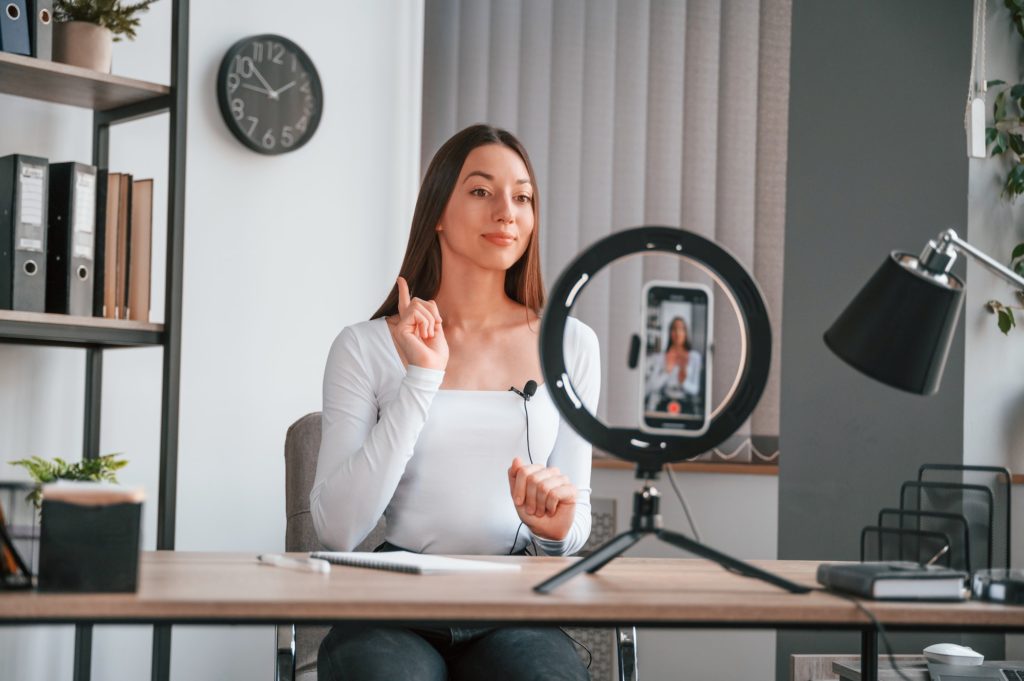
left=394, top=276, right=449, bottom=371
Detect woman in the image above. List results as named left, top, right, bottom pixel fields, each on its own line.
left=311, top=124, right=599, bottom=681
left=644, top=316, right=702, bottom=413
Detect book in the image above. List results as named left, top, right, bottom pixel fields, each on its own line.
left=127, top=179, right=153, bottom=322
left=816, top=561, right=967, bottom=600
left=114, top=174, right=131, bottom=319
left=100, top=171, right=120, bottom=318
left=310, top=550, right=522, bottom=575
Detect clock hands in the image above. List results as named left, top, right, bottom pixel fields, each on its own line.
left=270, top=80, right=296, bottom=97
left=242, top=66, right=298, bottom=101
left=241, top=83, right=273, bottom=96
left=249, top=64, right=280, bottom=100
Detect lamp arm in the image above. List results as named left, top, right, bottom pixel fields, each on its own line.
left=922, top=228, right=1024, bottom=289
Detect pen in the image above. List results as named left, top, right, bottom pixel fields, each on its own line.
left=258, top=553, right=331, bottom=574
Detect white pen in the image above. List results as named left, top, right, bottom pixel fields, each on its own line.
left=258, top=553, right=331, bottom=574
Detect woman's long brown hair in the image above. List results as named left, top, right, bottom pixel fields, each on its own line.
left=370, top=124, right=544, bottom=320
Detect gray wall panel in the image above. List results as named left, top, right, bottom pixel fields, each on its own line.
left=778, top=1, right=974, bottom=677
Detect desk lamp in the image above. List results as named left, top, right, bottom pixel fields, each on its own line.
left=535, top=226, right=810, bottom=594
left=825, top=228, right=1024, bottom=394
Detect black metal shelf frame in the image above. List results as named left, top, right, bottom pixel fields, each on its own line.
left=8, top=3, right=193, bottom=681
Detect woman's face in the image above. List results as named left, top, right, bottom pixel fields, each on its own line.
left=437, top=143, right=535, bottom=273
left=670, top=319, right=687, bottom=347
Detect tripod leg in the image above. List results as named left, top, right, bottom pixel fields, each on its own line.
left=656, top=529, right=812, bottom=594
left=534, top=531, right=644, bottom=594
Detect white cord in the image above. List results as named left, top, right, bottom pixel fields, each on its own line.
left=664, top=464, right=703, bottom=542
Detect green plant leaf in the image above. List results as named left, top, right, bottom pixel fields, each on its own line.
left=1012, top=243, right=1024, bottom=260
left=995, top=131, right=1010, bottom=156
left=1011, top=84, right=1024, bottom=100
left=1008, top=134, right=1024, bottom=155
left=989, top=79, right=1008, bottom=88
left=988, top=127, right=999, bottom=145
left=998, top=309, right=1014, bottom=334
left=996, top=91, right=1009, bottom=121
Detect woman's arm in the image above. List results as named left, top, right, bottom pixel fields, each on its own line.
left=309, top=326, right=443, bottom=551
left=531, top=319, right=601, bottom=556
left=682, top=350, right=702, bottom=395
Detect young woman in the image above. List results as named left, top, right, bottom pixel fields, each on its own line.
left=644, top=316, right=703, bottom=413
left=311, top=124, right=599, bottom=681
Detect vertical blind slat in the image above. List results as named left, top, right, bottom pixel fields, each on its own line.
left=606, top=0, right=651, bottom=427
left=456, top=0, right=490, bottom=128
left=752, top=0, right=793, bottom=446
left=574, top=0, right=618, bottom=422
left=487, top=0, right=522, bottom=134
left=421, top=0, right=461, bottom=173
left=544, top=0, right=586, bottom=287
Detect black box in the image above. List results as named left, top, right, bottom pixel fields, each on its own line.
left=38, top=499, right=141, bottom=592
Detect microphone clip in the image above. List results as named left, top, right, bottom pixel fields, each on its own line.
left=509, top=380, right=538, bottom=401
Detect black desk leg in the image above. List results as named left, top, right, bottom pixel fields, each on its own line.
left=73, top=624, right=92, bottom=681
left=152, top=625, right=172, bottom=681
left=861, top=628, right=878, bottom=681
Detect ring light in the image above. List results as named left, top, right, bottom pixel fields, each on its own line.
left=539, top=225, right=772, bottom=475
left=533, top=226, right=808, bottom=595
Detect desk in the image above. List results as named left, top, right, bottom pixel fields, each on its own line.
left=3, top=552, right=1024, bottom=680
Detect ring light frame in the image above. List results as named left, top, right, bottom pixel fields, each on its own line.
left=533, top=226, right=808, bottom=596
left=540, top=225, right=771, bottom=476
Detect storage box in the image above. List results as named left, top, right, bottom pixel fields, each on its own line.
left=37, top=484, right=143, bottom=592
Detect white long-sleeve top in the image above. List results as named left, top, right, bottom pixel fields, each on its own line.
left=310, top=316, right=600, bottom=556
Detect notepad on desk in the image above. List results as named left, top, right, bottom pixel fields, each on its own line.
left=310, top=551, right=522, bottom=575
left=816, top=561, right=968, bottom=600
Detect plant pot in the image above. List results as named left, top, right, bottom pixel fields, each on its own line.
left=52, top=21, right=113, bottom=73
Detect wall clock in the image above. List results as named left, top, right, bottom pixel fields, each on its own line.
left=217, top=34, right=323, bottom=155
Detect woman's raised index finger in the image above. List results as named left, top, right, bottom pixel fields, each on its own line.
left=397, top=276, right=411, bottom=311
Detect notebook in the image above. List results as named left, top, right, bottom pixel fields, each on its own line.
left=310, top=551, right=522, bottom=575
left=816, top=561, right=968, bottom=600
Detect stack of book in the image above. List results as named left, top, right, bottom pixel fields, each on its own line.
left=0, top=154, right=154, bottom=322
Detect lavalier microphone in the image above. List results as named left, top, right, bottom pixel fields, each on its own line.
left=509, top=380, right=538, bottom=401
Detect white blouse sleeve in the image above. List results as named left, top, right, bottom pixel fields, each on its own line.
left=310, top=325, right=444, bottom=551
left=531, top=319, right=601, bottom=556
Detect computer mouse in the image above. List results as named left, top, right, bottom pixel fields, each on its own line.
left=923, top=643, right=984, bottom=666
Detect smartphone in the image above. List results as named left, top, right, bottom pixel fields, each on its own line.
left=638, top=281, right=713, bottom=436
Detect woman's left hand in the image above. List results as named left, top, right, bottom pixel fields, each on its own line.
left=506, top=457, right=576, bottom=541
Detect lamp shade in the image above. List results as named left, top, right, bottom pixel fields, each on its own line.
left=824, top=252, right=964, bottom=395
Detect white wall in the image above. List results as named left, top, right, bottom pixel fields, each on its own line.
left=963, top=2, right=1024, bottom=658
left=0, top=1, right=424, bottom=679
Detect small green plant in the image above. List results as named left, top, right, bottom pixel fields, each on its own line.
left=985, top=243, right=1024, bottom=334
left=9, top=454, right=128, bottom=508
left=53, top=0, right=159, bottom=42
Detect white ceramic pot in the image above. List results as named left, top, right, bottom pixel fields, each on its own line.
left=52, top=21, right=113, bottom=73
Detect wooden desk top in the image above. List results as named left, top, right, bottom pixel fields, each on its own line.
left=3, top=552, right=1023, bottom=629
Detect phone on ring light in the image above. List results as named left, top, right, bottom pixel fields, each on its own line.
left=638, top=281, right=713, bottom=437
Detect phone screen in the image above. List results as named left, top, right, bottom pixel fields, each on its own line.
left=639, top=282, right=713, bottom=436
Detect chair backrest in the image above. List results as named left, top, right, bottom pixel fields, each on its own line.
left=285, top=412, right=386, bottom=553
left=284, top=412, right=384, bottom=681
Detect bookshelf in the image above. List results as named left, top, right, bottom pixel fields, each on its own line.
left=0, top=3, right=188, bottom=681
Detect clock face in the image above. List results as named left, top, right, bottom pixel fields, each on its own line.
left=217, top=34, right=323, bottom=155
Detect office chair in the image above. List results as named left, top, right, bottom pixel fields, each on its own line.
left=277, top=412, right=638, bottom=681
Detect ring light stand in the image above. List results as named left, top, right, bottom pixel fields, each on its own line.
left=535, top=226, right=810, bottom=595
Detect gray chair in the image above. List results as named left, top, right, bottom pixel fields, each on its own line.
left=277, top=412, right=637, bottom=681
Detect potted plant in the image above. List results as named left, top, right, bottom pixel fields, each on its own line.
left=9, top=453, right=128, bottom=509
left=52, top=0, right=158, bottom=73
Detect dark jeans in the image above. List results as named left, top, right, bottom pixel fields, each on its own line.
left=317, top=622, right=590, bottom=681
left=317, top=542, right=589, bottom=680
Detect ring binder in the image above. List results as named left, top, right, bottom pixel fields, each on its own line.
left=0, top=154, right=48, bottom=312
